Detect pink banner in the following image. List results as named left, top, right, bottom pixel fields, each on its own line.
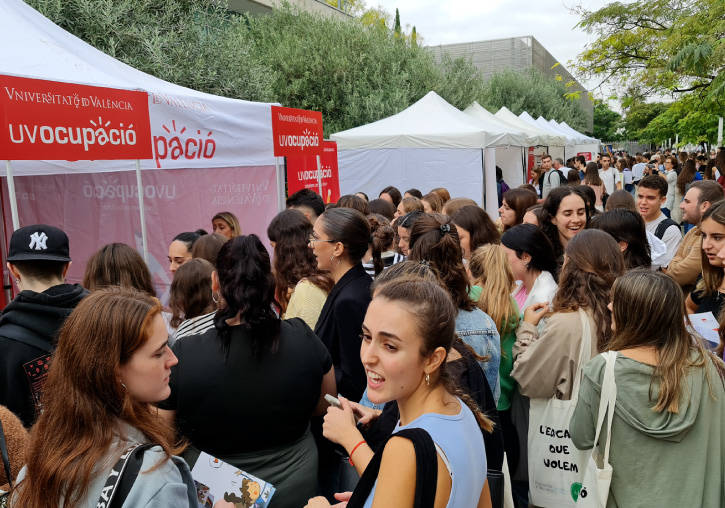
left=2, top=166, right=278, bottom=303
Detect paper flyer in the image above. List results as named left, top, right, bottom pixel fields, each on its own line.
left=688, top=311, right=720, bottom=348
left=191, top=452, right=276, bottom=508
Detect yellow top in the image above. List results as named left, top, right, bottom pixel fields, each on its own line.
left=283, top=279, right=328, bottom=330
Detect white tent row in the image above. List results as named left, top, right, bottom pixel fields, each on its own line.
left=517, top=111, right=600, bottom=161
left=0, top=0, right=280, bottom=300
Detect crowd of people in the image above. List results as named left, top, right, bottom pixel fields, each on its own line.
left=0, top=147, right=724, bottom=508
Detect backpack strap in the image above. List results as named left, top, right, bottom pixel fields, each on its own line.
left=347, top=428, right=438, bottom=508
left=655, top=218, right=678, bottom=239
left=96, top=443, right=155, bottom=508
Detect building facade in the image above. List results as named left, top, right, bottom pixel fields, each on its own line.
left=428, top=36, right=593, bottom=131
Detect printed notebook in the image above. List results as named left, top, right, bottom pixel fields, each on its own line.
left=191, top=452, right=276, bottom=508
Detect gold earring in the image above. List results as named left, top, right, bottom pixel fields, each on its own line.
left=425, top=373, right=430, bottom=386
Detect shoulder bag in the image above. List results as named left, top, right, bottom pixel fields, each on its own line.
left=95, top=443, right=154, bottom=508
left=576, top=351, right=617, bottom=507
left=527, top=308, right=593, bottom=507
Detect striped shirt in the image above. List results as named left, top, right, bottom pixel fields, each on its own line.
left=173, top=311, right=216, bottom=342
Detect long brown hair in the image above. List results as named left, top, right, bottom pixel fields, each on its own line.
left=676, top=158, right=697, bottom=195
left=408, top=214, right=474, bottom=311
left=267, top=209, right=333, bottom=311
left=168, top=258, right=215, bottom=327
left=13, top=288, right=182, bottom=508
left=367, top=214, right=394, bottom=275
left=609, top=270, right=725, bottom=412
left=553, top=229, right=624, bottom=350
left=374, top=278, right=493, bottom=432
left=82, top=243, right=155, bottom=296
left=502, top=188, right=537, bottom=229
left=697, top=200, right=725, bottom=296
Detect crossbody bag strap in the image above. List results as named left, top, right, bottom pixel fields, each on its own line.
left=589, top=351, right=617, bottom=464
left=570, top=308, right=593, bottom=401
left=0, top=419, right=11, bottom=490
left=347, top=427, right=437, bottom=508
left=96, top=443, right=154, bottom=508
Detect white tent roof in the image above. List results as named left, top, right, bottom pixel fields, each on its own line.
left=519, top=112, right=576, bottom=144
left=557, top=120, right=599, bottom=144
left=331, top=91, right=502, bottom=149
left=541, top=117, right=582, bottom=143
left=463, top=102, right=533, bottom=147
left=495, top=107, right=565, bottom=146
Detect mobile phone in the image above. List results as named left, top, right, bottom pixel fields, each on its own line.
left=325, top=394, right=342, bottom=409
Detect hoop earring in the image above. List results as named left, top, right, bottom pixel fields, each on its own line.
left=120, top=381, right=127, bottom=391
left=425, top=373, right=430, bottom=386
left=212, top=291, right=219, bottom=305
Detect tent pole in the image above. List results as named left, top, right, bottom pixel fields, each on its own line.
left=135, top=160, right=149, bottom=264
left=316, top=155, right=323, bottom=198
left=275, top=157, right=285, bottom=212
left=5, top=161, right=20, bottom=231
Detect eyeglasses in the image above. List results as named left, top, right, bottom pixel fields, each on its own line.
left=308, top=233, right=336, bottom=244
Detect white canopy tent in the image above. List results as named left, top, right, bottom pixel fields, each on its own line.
left=518, top=111, right=573, bottom=160
left=332, top=92, right=504, bottom=216
left=463, top=102, right=529, bottom=187
left=494, top=107, right=566, bottom=147
left=554, top=121, right=600, bottom=160
left=0, top=0, right=279, bottom=300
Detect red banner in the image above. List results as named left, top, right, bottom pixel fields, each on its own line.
left=577, top=152, right=592, bottom=161
left=0, top=75, right=152, bottom=160
left=286, top=140, right=340, bottom=203
left=271, top=105, right=323, bottom=157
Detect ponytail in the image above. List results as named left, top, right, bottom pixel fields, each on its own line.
left=367, top=214, right=394, bottom=275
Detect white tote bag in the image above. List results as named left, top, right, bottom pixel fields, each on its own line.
left=577, top=351, right=617, bottom=508
left=527, top=309, right=593, bottom=507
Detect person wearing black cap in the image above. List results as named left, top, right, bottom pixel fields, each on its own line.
left=0, top=224, right=88, bottom=427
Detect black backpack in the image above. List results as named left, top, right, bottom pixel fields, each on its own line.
left=547, top=169, right=566, bottom=187
left=654, top=218, right=679, bottom=239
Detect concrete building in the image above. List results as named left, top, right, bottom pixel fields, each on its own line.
left=428, top=36, right=593, bottom=131
left=226, top=0, right=350, bottom=19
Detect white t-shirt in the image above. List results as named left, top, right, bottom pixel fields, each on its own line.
left=632, top=162, right=646, bottom=180
left=599, top=167, right=619, bottom=195
left=645, top=213, right=682, bottom=268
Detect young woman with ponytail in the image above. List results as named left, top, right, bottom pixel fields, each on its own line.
left=362, top=214, right=395, bottom=277
left=408, top=213, right=501, bottom=402
left=307, top=278, right=493, bottom=508
left=157, top=235, right=336, bottom=508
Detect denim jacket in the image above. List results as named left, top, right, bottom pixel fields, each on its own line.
left=455, top=308, right=501, bottom=404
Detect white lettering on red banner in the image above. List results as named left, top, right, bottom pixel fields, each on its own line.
left=271, top=105, right=323, bottom=157
left=0, top=75, right=152, bottom=161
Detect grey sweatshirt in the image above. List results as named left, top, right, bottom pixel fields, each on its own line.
left=570, top=352, right=725, bottom=508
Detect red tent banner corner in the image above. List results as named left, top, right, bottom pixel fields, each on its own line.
left=270, top=105, right=323, bottom=158
left=0, top=74, right=152, bottom=160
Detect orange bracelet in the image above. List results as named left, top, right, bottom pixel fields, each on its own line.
left=348, top=440, right=367, bottom=467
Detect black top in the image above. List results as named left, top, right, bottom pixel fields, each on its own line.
left=158, top=318, right=331, bottom=455
left=690, top=289, right=725, bottom=316
left=314, top=263, right=372, bottom=401
left=0, top=284, right=88, bottom=427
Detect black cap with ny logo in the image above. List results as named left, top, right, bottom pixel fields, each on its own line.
left=6, top=224, right=71, bottom=262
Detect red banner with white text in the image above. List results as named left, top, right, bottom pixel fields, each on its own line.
left=271, top=105, right=323, bottom=157
left=0, top=75, right=152, bottom=160
left=286, top=140, right=340, bottom=203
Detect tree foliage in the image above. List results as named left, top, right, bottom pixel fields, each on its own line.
left=593, top=100, right=623, bottom=141
left=574, top=0, right=724, bottom=105
left=477, top=69, right=589, bottom=132
left=26, top=0, right=276, bottom=101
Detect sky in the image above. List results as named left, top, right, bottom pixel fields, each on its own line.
left=374, top=0, right=612, bottom=96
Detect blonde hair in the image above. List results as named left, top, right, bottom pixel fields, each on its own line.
left=212, top=211, right=241, bottom=237
left=469, top=245, right=517, bottom=334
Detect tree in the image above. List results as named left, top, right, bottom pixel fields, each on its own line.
left=638, top=96, right=721, bottom=144
left=242, top=6, right=484, bottom=136
left=477, top=69, right=590, bottom=132
left=411, top=26, right=417, bottom=48
left=25, top=0, right=275, bottom=102
left=622, top=102, right=669, bottom=140
left=393, top=8, right=401, bottom=39
left=593, top=101, right=623, bottom=141
left=574, top=0, right=725, bottom=105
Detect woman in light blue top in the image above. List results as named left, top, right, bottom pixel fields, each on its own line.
left=306, top=278, right=493, bottom=508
